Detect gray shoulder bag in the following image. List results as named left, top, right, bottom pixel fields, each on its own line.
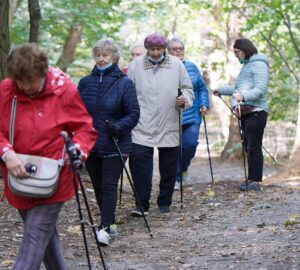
left=7, top=96, right=65, bottom=198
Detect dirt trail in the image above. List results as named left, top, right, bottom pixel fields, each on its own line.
left=0, top=157, right=299, bottom=270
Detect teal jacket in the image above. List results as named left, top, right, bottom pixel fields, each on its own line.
left=218, top=53, right=269, bottom=112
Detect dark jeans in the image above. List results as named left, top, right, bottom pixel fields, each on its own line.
left=85, top=154, right=124, bottom=227
left=241, top=111, right=268, bottom=182
left=129, top=143, right=178, bottom=211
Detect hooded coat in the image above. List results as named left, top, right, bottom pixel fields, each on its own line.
left=218, top=53, right=269, bottom=112
left=0, top=67, right=97, bottom=210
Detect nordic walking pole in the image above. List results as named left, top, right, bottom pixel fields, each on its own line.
left=119, top=170, right=123, bottom=208
left=216, top=93, right=277, bottom=164
left=178, top=89, right=183, bottom=208
left=60, top=132, right=107, bottom=270
left=202, top=115, right=214, bottom=184
left=236, top=103, right=248, bottom=192
left=106, top=121, right=153, bottom=238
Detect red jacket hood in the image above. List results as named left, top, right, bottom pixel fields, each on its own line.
left=2, top=66, right=70, bottom=99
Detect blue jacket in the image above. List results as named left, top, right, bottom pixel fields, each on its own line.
left=182, top=60, right=209, bottom=125
left=218, top=53, right=269, bottom=112
left=78, top=64, right=140, bottom=155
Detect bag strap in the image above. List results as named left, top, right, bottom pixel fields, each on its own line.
left=9, top=96, right=65, bottom=166
left=9, top=96, right=17, bottom=146
left=92, top=77, right=121, bottom=119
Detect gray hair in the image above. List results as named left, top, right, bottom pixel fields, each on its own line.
left=92, top=38, right=120, bottom=63
left=129, top=42, right=145, bottom=52
left=167, top=37, right=185, bottom=52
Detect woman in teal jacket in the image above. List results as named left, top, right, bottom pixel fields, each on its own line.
left=214, top=38, right=269, bottom=191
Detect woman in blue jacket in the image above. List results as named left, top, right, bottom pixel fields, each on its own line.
left=168, top=38, right=210, bottom=190
left=214, top=38, right=269, bottom=191
left=78, top=38, right=140, bottom=245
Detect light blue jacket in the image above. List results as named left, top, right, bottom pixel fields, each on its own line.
left=182, top=60, right=209, bottom=125
left=218, top=53, right=269, bottom=112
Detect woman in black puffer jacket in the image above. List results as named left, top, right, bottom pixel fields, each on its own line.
left=78, top=38, right=140, bottom=246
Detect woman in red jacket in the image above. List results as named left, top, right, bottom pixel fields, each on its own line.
left=0, top=43, right=97, bottom=270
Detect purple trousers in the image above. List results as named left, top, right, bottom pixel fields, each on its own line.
left=13, top=202, right=66, bottom=270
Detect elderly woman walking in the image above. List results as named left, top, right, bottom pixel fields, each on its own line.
left=168, top=37, right=210, bottom=189
left=78, top=38, right=140, bottom=246
left=0, top=43, right=97, bottom=270
left=128, top=33, right=194, bottom=215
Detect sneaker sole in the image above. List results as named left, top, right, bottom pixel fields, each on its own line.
left=98, top=241, right=109, bottom=246
left=131, top=210, right=149, bottom=217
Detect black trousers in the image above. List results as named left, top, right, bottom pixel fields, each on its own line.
left=241, top=111, right=268, bottom=182
left=129, top=143, right=178, bottom=211
left=85, top=154, right=124, bottom=227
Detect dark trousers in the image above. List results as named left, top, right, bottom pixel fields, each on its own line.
left=13, top=203, right=66, bottom=270
left=130, top=143, right=178, bottom=211
left=241, top=111, right=268, bottom=182
left=85, top=155, right=124, bottom=227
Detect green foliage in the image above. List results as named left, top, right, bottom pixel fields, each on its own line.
left=231, top=0, right=300, bottom=122
left=191, top=0, right=300, bottom=122
left=10, top=0, right=124, bottom=72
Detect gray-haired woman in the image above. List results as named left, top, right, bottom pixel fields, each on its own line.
left=78, top=38, right=140, bottom=245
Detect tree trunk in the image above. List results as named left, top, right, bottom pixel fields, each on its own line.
left=9, top=0, right=23, bottom=24
left=28, top=0, right=41, bottom=43
left=221, top=115, right=243, bottom=160
left=0, top=0, right=10, bottom=80
left=56, top=23, right=82, bottom=72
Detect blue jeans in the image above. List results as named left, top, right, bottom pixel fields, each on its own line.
left=176, top=123, right=200, bottom=182
left=129, top=143, right=178, bottom=211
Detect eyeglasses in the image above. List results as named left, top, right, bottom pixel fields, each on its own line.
left=171, top=47, right=184, bottom=52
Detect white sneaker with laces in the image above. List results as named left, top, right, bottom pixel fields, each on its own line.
left=174, top=181, right=180, bottom=190
left=96, top=228, right=110, bottom=246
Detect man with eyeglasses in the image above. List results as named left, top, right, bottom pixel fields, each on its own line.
left=168, top=37, right=210, bottom=190
left=128, top=33, right=194, bottom=215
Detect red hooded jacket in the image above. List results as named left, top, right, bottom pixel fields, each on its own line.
left=0, top=67, right=97, bottom=210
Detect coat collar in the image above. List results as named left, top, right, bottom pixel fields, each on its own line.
left=143, top=53, right=172, bottom=70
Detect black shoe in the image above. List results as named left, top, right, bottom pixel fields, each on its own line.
left=159, top=206, right=170, bottom=213
left=240, top=181, right=261, bottom=191
left=130, top=207, right=149, bottom=217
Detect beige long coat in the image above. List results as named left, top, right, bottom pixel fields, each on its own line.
left=128, top=54, right=194, bottom=147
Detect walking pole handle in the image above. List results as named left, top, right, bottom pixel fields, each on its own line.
left=60, top=131, right=83, bottom=170
left=177, top=88, right=182, bottom=97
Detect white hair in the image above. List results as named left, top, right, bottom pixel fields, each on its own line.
left=92, top=38, right=121, bottom=63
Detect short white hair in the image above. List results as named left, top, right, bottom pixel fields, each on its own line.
left=167, top=37, right=185, bottom=52
left=129, top=42, right=145, bottom=52
left=92, top=38, right=120, bottom=63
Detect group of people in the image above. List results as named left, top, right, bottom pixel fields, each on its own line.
left=0, top=33, right=269, bottom=269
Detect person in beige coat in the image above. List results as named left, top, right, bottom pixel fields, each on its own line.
left=128, top=33, right=194, bottom=215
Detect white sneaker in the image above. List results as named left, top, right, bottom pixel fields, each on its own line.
left=174, top=181, right=180, bottom=190
left=96, top=228, right=110, bottom=246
